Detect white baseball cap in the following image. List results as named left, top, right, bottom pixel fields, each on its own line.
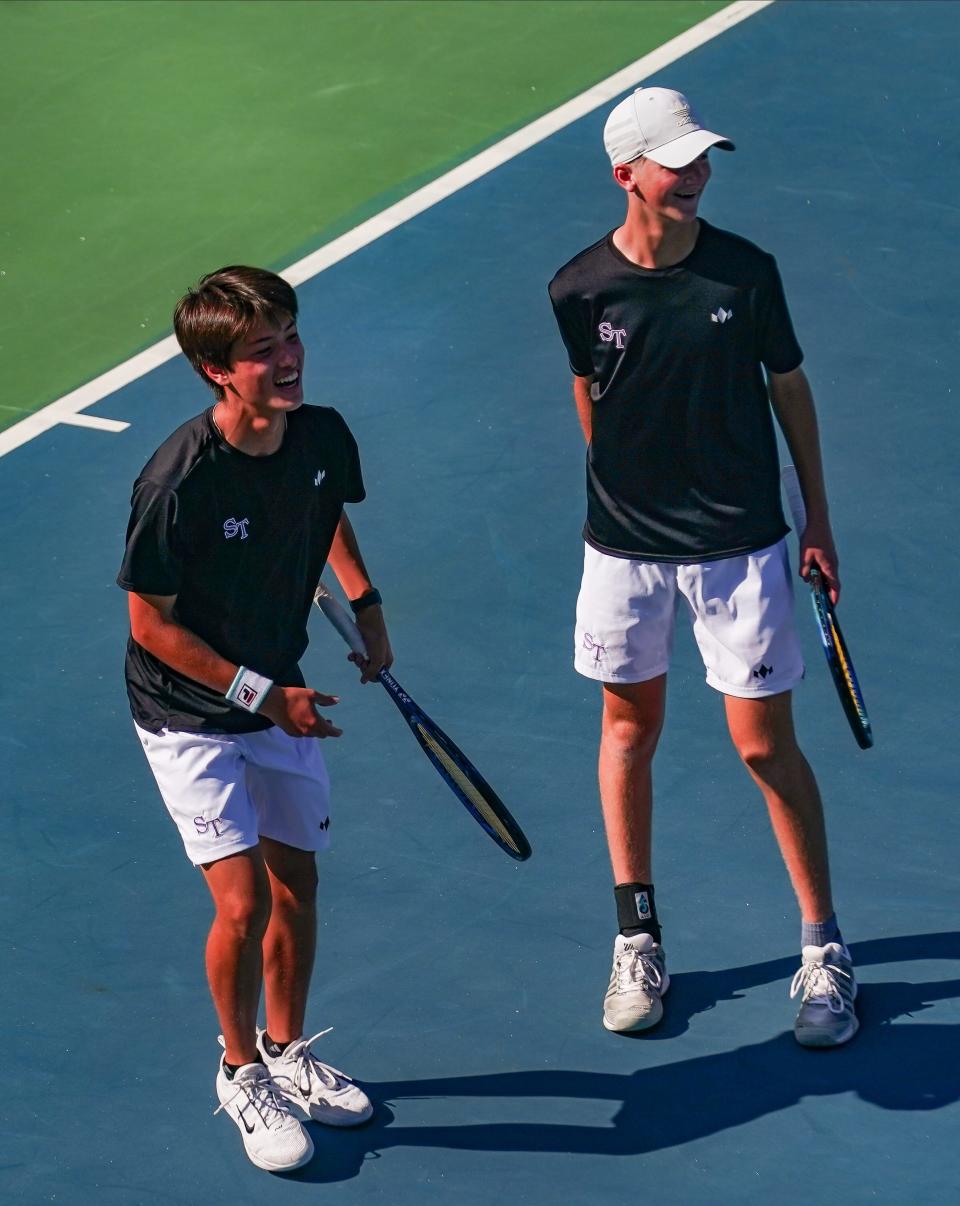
left=603, top=86, right=734, bottom=169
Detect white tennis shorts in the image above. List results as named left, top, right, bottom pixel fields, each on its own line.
left=574, top=539, right=804, bottom=698
left=135, top=722, right=332, bottom=866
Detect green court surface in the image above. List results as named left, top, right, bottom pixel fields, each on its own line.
left=0, top=0, right=725, bottom=431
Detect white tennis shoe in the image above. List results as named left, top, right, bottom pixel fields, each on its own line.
left=791, top=942, right=859, bottom=1047
left=257, top=1028, right=374, bottom=1126
left=214, top=1056, right=313, bottom=1172
left=603, top=932, right=669, bottom=1032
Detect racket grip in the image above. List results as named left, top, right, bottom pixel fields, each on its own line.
left=781, top=464, right=807, bottom=534
left=314, top=581, right=369, bottom=658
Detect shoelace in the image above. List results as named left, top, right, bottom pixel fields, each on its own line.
left=282, top=1028, right=351, bottom=1095
left=214, top=1068, right=300, bottom=1127
left=617, top=949, right=663, bottom=993
left=789, top=958, right=852, bottom=1014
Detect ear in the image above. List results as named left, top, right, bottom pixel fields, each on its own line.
left=201, top=362, right=231, bottom=387
left=612, top=162, right=638, bottom=193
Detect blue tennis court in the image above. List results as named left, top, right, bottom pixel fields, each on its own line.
left=2, top=2, right=958, bottom=1202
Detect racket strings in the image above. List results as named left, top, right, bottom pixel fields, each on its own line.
left=414, top=723, right=523, bottom=855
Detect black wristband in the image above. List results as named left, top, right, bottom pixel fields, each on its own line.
left=349, top=588, right=382, bottom=615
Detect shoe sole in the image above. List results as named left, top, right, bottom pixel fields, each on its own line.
left=306, top=1103, right=374, bottom=1127
left=794, top=1013, right=859, bottom=1047
left=278, top=1087, right=374, bottom=1127
left=245, top=1139, right=314, bottom=1173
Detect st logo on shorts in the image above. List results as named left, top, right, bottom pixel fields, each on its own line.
left=194, top=816, right=228, bottom=837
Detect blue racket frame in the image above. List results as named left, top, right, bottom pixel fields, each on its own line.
left=782, top=466, right=873, bottom=750
left=314, top=583, right=532, bottom=860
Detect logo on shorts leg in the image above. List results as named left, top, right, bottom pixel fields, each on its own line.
left=752, top=663, right=773, bottom=680
left=194, top=816, right=228, bottom=837
left=319, top=817, right=330, bottom=831
left=583, top=633, right=607, bottom=665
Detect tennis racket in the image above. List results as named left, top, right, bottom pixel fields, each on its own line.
left=782, top=465, right=873, bottom=749
left=313, top=582, right=532, bottom=860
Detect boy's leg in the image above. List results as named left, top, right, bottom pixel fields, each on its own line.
left=203, top=849, right=314, bottom=1173
left=725, top=690, right=858, bottom=1046
left=260, top=836, right=318, bottom=1047
left=723, top=690, right=833, bottom=922
left=200, top=848, right=272, bottom=1066
left=573, top=543, right=677, bottom=1033
left=599, top=676, right=671, bottom=1033
left=254, top=829, right=373, bottom=1128
left=681, top=543, right=857, bottom=1045
left=599, top=677, right=666, bottom=884
left=683, top=541, right=834, bottom=920
left=135, top=725, right=313, bottom=1168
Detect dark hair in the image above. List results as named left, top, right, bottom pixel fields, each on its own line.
left=173, top=265, right=299, bottom=399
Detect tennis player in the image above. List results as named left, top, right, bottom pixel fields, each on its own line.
left=548, top=88, right=858, bottom=1045
left=118, top=266, right=390, bottom=1171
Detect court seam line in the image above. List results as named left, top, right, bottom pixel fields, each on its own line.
left=0, top=0, right=774, bottom=460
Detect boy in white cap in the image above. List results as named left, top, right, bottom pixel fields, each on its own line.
left=548, top=88, right=858, bottom=1045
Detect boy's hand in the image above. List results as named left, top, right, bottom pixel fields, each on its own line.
left=799, top=518, right=841, bottom=605
left=349, top=607, right=393, bottom=683
left=260, top=685, right=343, bottom=738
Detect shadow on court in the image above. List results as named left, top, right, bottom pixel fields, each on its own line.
left=282, top=932, right=960, bottom=1183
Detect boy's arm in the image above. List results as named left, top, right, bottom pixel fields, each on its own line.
left=767, top=365, right=841, bottom=602
left=128, top=592, right=341, bottom=737
left=573, top=375, right=595, bottom=443
left=325, top=512, right=393, bottom=682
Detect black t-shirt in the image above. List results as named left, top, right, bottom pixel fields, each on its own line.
left=548, top=220, right=803, bottom=562
left=117, top=404, right=365, bottom=733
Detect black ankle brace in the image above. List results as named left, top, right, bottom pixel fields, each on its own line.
left=614, top=882, right=661, bottom=943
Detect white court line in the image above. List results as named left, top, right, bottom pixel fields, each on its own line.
left=60, top=413, right=130, bottom=432
left=0, top=0, right=773, bottom=460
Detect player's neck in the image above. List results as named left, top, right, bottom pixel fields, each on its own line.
left=212, top=400, right=287, bottom=456
left=613, top=210, right=700, bottom=270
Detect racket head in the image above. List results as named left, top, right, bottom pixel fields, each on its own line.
left=808, top=568, right=873, bottom=749
left=381, top=672, right=532, bottom=861
left=313, top=584, right=531, bottom=857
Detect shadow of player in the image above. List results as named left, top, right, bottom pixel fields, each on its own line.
left=281, top=931, right=960, bottom=1183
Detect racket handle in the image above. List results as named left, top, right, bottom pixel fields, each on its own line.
left=314, top=581, right=369, bottom=658
left=781, top=464, right=807, bottom=534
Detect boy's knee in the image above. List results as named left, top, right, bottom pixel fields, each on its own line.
left=602, top=710, right=662, bottom=761
left=214, top=886, right=272, bottom=940
left=735, top=737, right=776, bottom=774
left=733, top=732, right=800, bottom=780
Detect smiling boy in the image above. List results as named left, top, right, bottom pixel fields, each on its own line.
left=548, top=88, right=858, bottom=1045
left=118, top=266, right=391, bottom=1171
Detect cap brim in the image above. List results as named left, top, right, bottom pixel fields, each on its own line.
left=644, top=130, right=735, bottom=169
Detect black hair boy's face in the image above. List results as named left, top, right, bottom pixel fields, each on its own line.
left=204, top=314, right=304, bottom=414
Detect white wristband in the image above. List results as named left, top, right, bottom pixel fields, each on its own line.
left=225, top=666, right=274, bottom=713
